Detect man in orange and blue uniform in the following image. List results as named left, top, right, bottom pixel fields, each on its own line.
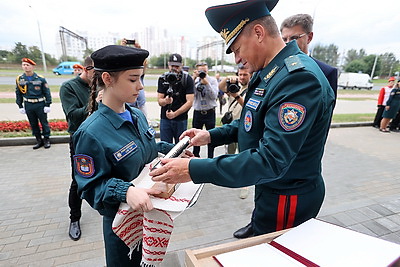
left=16, top=58, right=52, bottom=149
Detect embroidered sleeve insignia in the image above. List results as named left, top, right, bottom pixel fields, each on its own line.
left=278, top=102, right=306, bottom=131
left=74, top=154, right=95, bottom=177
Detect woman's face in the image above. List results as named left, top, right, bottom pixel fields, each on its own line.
left=109, top=69, right=144, bottom=104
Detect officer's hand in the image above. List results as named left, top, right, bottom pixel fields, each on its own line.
left=43, top=107, right=51, bottom=113
left=126, top=186, right=160, bottom=212
left=179, top=129, right=211, bottom=147
left=19, top=108, right=26, bottom=114
left=150, top=158, right=192, bottom=184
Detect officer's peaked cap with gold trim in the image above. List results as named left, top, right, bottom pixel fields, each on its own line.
left=205, top=0, right=279, bottom=54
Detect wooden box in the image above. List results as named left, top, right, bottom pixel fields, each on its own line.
left=185, top=229, right=289, bottom=267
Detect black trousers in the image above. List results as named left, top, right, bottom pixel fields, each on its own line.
left=373, top=105, right=385, bottom=127
left=389, top=111, right=400, bottom=130
left=25, top=101, right=50, bottom=137
left=69, top=135, right=82, bottom=222
left=192, top=109, right=216, bottom=158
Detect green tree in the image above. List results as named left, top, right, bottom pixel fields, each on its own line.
left=344, top=49, right=366, bottom=65
left=11, top=42, right=29, bottom=63
left=0, top=50, right=12, bottom=62
left=378, top=52, right=399, bottom=78
left=28, top=46, right=43, bottom=64
left=363, top=55, right=381, bottom=77
left=312, top=43, right=339, bottom=67
left=344, top=59, right=367, bottom=73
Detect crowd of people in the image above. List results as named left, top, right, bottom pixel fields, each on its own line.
left=17, top=0, right=399, bottom=265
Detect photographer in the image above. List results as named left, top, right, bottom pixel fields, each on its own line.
left=192, top=62, right=219, bottom=158
left=157, top=53, right=194, bottom=144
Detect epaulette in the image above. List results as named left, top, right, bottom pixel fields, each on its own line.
left=38, top=74, right=44, bottom=78
left=284, top=55, right=305, bottom=73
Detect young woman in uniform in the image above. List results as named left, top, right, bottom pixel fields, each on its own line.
left=73, top=45, right=173, bottom=266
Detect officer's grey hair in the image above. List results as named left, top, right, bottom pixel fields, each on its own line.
left=242, top=15, right=280, bottom=38
left=280, top=14, right=313, bottom=34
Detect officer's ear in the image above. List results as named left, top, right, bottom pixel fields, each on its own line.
left=253, top=24, right=265, bottom=43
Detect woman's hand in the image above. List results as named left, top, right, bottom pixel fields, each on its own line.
left=126, top=186, right=160, bottom=212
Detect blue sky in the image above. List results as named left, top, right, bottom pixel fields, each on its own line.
left=1, top=0, right=399, bottom=59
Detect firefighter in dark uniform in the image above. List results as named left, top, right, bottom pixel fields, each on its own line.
left=16, top=58, right=52, bottom=149
left=73, top=45, right=173, bottom=266
left=151, top=0, right=335, bottom=236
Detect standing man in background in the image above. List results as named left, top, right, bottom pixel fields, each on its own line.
left=60, top=56, right=95, bottom=241
left=73, top=64, right=84, bottom=76
left=16, top=58, right=52, bottom=149
left=157, top=53, right=194, bottom=144
left=280, top=13, right=338, bottom=100
left=192, top=62, right=219, bottom=158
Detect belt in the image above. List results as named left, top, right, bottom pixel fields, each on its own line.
left=23, top=97, right=45, bottom=103
left=196, top=108, right=215, bottom=115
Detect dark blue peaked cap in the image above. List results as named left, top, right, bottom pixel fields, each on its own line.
left=91, top=45, right=149, bottom=72
left=205, top=0, right=279, bottom=54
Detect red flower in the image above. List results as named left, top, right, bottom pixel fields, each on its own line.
left=0, top=120, right=69, bottom=132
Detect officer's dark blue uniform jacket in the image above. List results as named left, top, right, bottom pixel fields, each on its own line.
left=73, top=103, right=173, bottom=217
left=189, top=41, right=335, bottom=195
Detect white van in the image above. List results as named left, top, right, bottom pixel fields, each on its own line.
left=338, top=72, right=373, bottom=90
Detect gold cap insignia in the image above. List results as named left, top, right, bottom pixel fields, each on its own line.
left=220, top=18, right=250, bottom=44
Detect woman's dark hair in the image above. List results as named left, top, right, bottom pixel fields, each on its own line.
left=87, top=70, right=122, bottom=115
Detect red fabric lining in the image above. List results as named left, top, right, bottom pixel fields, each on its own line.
left=270, top=240, right=320, bottom=267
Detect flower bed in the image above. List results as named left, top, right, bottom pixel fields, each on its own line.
left=0, top=119, right=68, bottom=132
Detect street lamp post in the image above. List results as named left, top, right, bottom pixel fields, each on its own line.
left=29, top=5, right=47, bottom=73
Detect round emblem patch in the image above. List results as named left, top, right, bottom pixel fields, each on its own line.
left=244, top=110, right=253, bottom=132
left=278, top=102, right=306, bottom=131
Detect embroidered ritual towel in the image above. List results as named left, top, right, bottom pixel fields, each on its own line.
left=112, top=157, right=202, bottom=267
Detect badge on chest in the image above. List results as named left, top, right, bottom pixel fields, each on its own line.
left=113, top=141, right=138, bottom=161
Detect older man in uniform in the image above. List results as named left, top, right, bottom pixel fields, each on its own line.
left=16, top=58, right=52, bottom=149
left=151, top=0, right=335, bottom=236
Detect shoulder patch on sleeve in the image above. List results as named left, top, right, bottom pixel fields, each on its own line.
left=74, top=154, right=95, bottom=177
left=278, top=102, right=306, bottom=131
left=284, top=55, right=305, bottom=73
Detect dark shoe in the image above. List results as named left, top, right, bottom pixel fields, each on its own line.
left=44, top=137, right=51, bottom=149
left=233, top=223, right=254, bottom=239
left=69, top=221, right=81, bottom=241
left=33, top=136, right=44, bottom=150
left=379, top=129, right=390, bottom=133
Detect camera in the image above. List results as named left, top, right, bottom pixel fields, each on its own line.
left=125, top=39, right=135, bottom=45
left=165, top=72, right=178, bottom=84
left=161, top=72, right=181, bottom=98
left=226, top=79, right=240, bottom=93
left=198, top=71, right=206, bottom=79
